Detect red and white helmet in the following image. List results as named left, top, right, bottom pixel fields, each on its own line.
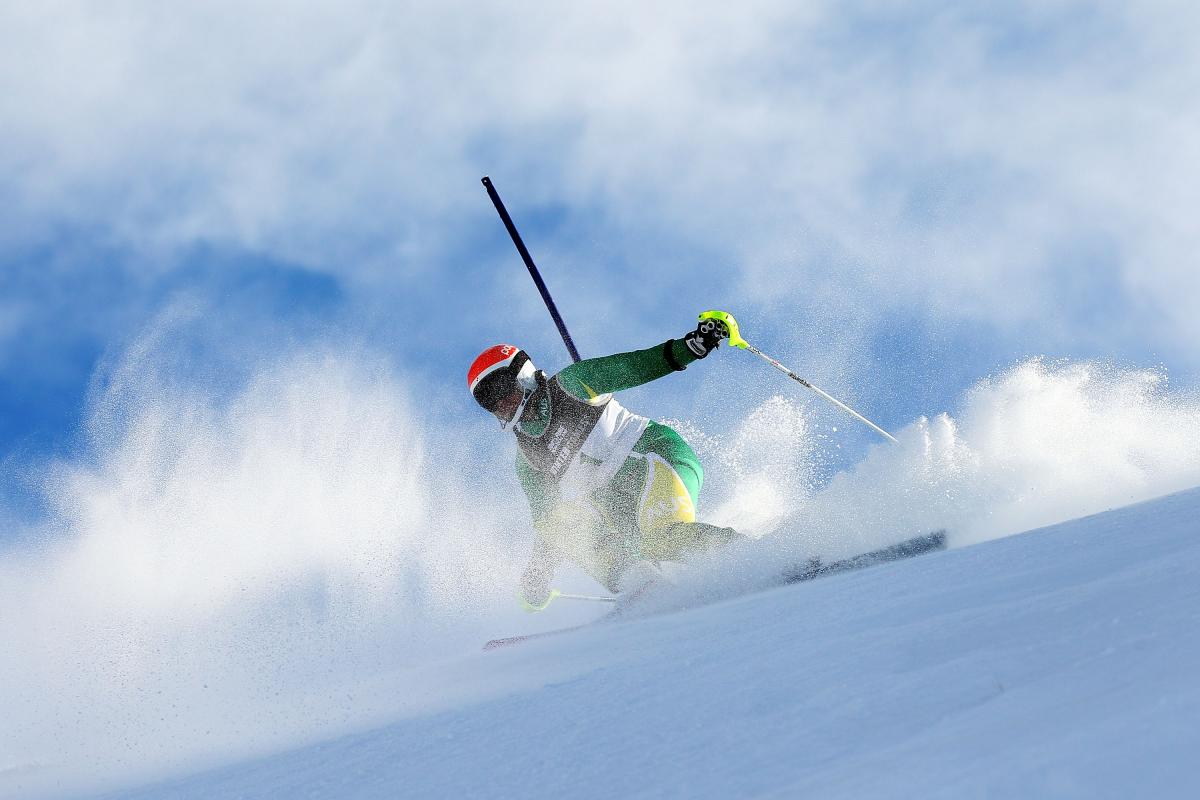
left=467, top=344, right=538, bottom=429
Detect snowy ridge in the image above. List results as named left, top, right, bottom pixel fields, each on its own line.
left=96, top=486, right=1200, bottom=799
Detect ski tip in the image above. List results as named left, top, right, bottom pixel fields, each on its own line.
left=483, top=636, right=526, bottom=651
left=780, top=529, right=949, bottom=585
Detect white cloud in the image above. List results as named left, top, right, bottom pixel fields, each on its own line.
left=1, top=1, right=1198, bottom=365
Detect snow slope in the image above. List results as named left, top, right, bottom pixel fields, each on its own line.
left=96, top=485, right=1200, bottom=799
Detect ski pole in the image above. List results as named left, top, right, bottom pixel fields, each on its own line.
left=556, top=592, right=617, bottom=603
left=522, top=588, right=616, bottom=613
left=700, top=311, right=899, bottom=444
left=482, top=176, right=582, bottom=363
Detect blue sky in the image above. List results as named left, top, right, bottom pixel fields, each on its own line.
left=2, top=1, right=1198, bottom=525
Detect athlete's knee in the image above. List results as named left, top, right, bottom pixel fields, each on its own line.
left=637, top=454, right=697, bottom=531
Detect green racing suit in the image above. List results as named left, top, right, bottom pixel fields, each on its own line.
left=515, top=338, right=739, bottom=603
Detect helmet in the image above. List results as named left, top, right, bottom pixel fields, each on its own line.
left=467, top=344, right=539, bottom=430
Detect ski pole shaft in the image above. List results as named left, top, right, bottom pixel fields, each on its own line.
left=556, top=593, right=617, bottom=603
left=744, top=343, right=898, bottom=443
left=524, top=589, right=616, bottom=612
left=481, top=176, right=582, bottom=363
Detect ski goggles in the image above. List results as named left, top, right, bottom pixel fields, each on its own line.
left=497, top=360, right=539, bottom=432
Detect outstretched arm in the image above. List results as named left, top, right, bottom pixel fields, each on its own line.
left=516, top=453, right=563, bottom=608
left=555, top=315, right=732, bottom=399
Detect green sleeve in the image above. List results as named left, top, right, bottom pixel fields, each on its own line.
left=516, top=450, right=558, bottom=523
left=556, top=339, right=699, bottom=400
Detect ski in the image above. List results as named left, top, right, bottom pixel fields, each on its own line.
left=483, top=623, right=595, bottom=651
left=484, top=531, right=948, bottom=650
left=780, top=530, right=948, bottom=583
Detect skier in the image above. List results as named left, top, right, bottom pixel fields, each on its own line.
left=468, top=313, right=742, bottom=610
